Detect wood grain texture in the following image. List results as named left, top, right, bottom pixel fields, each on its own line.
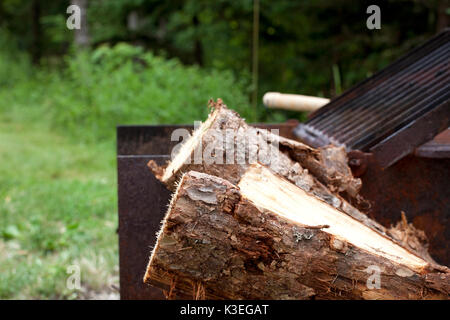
left=144, top=167, right=449, bottom=300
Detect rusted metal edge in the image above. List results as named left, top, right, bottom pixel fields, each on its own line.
left=370, top=101, right=449, bottom=168
left=415, top=128, right=450, bottom=159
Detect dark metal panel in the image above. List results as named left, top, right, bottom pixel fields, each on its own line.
left=308, top=29, right=449, bottom=124
left=357, top=155, right=450, bottom=266
left=295, top=29, right=450, bottom=166
left=415, top=128, right=450, bottom=159
left=369, top=101, right=450, bottom=168
left=117, top=156, right=170, bottom=300
left=117, top=125, right=192, bottom=156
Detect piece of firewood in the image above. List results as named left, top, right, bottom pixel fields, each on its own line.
left=144, top=164, right=449, bottom=300
left=150, top=99, right=360, bottom=197
left=147, top=100, right=435, bottom=263
left=148, top=100, right=369, bottom=229
left=261, top=130, right=361, bottom=197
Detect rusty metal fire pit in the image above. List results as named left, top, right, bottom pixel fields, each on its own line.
left=295, top=28, right=450, bottom=266
left=116, top=30, right=449, bottom=299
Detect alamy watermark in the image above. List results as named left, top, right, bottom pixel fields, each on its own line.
left=66, top=5, right=81, bottom=30
left=65, top=4, right=381, bottom=33
left=365, top=265, right=381, bottom=289
left=366, top=5, right=381, bottom=30
left=66, top=264, right=81, bottom=290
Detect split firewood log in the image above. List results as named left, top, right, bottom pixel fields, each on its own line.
left=148, top=100, right=373, bottom=229
left=256, top=128, right=362, bottom=197
left=149, top=99, right=360, bottom=197
left=147, top=99, right=435, bottom=263
left=144, top=164, right=449, bottom=300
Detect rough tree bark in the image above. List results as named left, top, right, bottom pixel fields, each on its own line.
left=144, top=165, right=449, bottom=300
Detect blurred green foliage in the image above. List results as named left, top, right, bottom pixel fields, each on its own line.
left=0, top=25, right=251, bottom=299
left=0, top=118, right=118, bottom=299
left=0, top=32, right=253, bottom=142
left=2, top=0, right=447, bottom=103
left=2, top=0, right=447, bottom=111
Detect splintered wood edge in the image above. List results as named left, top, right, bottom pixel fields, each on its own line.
left=238, top=163, right=429, bottom=273
left=161, top=105, right=221, bottom=183
left=146, top=267, right=223, bottom=300
left=143, top=172, right=187, bottom=285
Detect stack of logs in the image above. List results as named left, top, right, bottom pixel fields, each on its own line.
left=143, top=99, right=449, bottom=300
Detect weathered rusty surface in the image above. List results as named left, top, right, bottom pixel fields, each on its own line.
left=369, top=103, right=449, bottom=168
left=117, top=125, right=192, bottom=156
left=293, top=30, right=450, bottom=267
left=415, top=128, right=450, bottom=159
left=117, top=125, right=187, bottom=299
left=347, top=150, right=371, bottom=178
left=356, top=154, right=450, bottom=266
left=116, top=122, right=298, bottom=300
left=117, top=156, right=169, bottom=300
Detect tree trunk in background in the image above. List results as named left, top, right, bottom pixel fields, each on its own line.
left=0, top=2, right=4, bottom=26
left=31, top=0, right=41, bottom=64
left=437, top=0, right=449, bottom=32
left=193, top=15, right=203, bottom=66
left=127, top=11, right=139, bottom=32
left=72, top=0, right=90, bottom=48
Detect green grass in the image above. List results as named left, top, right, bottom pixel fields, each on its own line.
left=0, top=40, right=254, bottom=299
left=0, top=119, right=118, bottom=299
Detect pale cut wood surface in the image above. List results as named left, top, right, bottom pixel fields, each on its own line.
left=144, top=166, right=449, bottom=300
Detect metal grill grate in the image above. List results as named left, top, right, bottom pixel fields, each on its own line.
left=295, top=29, right=450, bottom=163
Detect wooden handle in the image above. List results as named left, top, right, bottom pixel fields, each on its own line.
left=263, top=92, right=330, bottom=112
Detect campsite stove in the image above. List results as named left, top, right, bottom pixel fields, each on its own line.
left=295, top=28, right=449, bottom=267
left=117, top=29, right=449, bottom=299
